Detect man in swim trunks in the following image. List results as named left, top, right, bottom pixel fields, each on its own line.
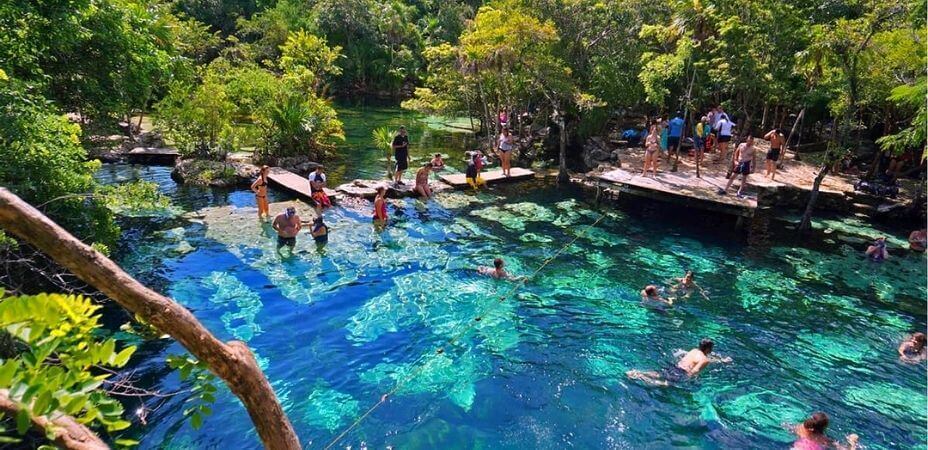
left=763, top=128, right=785, bottom=180
left=626, top=339, right=715, bottom=386
left=392, top=126, right=409, bottom=186
left=272, top=206, right=301, bottom=254
left=718, top=136, right=755, bottom=197
left=478, top=258, right=523, bottom=281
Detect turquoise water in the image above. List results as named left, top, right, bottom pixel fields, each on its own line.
left=97, top=106, right=926, bottom=449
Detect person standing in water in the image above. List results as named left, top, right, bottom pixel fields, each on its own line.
left=373, top=186, right=388, bottom=222
left=718, top=136, right=756, bottom=197
left=865, top=237, right=889, bottom=261
left=763, top=128, right=785, bottom=180
left=415, top=163, right=432, bottom=199
left=907, top=229, right=926, bottom=252
left=497, top=127, right=515, bottom=177
left=790, top=412, right=859, bottom=450
left=626, top=339, right=715, bottom=386
left=430, top=153, right=445, bottom=170
left=310, top=216, right=328, bottom=246
left=392, top=126, right=409, bottom=186
left=898, top=332, right=926, bottom=361
left=251, top=166, right=270, bottom=220
left=272, top=206, right=301, bottom=254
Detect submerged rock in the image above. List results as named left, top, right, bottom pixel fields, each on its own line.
left=171, top=159, right=260, bottom=187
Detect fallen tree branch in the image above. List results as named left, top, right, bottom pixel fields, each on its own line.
left=0, top=189, right=300, bottom=450
left=0, top=389, right=108, bottom=450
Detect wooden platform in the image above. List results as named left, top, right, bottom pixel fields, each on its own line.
left=126, top=147, right=179, bottom=165
left=440, top=167, right=535, bottom=188
left=595, top=167, right=757, bottom=217
left=266, top=167, right=340, bottom=203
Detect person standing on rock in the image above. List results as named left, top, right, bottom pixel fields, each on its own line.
left=714, top=113, right=734, bottom=163
left=667, top=111, right=685, bottom=163
left=251, top=166, right=270, bottom=220
left=717, top=136, right=755, bottom=198
left=392, top=126, right=409, bottom=186
left=763, top=128, right=785, bottom=180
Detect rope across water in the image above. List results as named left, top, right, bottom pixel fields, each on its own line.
left=323, top=214, right=607, bottom=449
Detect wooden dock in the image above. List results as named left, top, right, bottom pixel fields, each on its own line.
left=266, top=167, right=341, bottom=203
left=595, top=167, right=757, bottom=217
left=440, top=167, right=535, bottom=188
left=126, top=147, right=179, bottom=165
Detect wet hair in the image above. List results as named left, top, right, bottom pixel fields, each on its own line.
left=423, top=162, right=432, bottom=168
left=644, top=285, right=658, bottom=296
left=685, top=270, right=694, bottom=278
left=698, top=339, right=714, bottom=354
left=494, top=258, right=503, bottom=269
left=803, top=412, right=829, bottom=435
left=376, top=186, right=386, bottom=194
left=286, top=207, right=296, bottom=215
left=434, top=153, right=442, bottom=157
left=313, top=216, right=324, bottom=225
left=913, top=332, right=927, bottom=349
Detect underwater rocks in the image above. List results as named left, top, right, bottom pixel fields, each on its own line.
left=171, top=159, right=260, bottom=187
left=335, top=179, right=453, bottom=199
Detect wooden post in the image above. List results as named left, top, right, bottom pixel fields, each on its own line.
left=0, top=189, right=300, bottom=450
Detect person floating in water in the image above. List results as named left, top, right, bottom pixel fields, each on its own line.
left=310, top=216, right=328, bottom=246
left=272, top=206, right=301, bottom=255
left=908, top=228, right=926, bottom=252
left=251, top=165, right=270, bottom=220
left=373, top=186, right=388, bottom=223
left=308, top=165, right=332, bottom=209
left=478, top=258, right=524, bottom=281
left=789, top=412, right=859, bottom=450
left=898, top=332, right=926, bottom=362
left=626, top=339, right=715, bottom=386
left=641, top=285, right=672, bottom=305
left=865, top=236, right=889, bottom=261
left=430, top=153, right=445, bottom=170
left=415, top=163, right=433, bottom=199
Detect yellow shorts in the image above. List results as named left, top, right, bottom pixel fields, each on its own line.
left=466, top=175, right=485, bottom=188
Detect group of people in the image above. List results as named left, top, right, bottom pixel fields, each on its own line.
left=639, top=106, right=788, bottom=197
left=250, top=165, right=329, bottom=255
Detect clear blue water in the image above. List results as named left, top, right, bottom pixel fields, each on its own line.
left=97, top=106, right=926, bottom=449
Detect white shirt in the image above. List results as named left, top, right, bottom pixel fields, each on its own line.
left=715, top=117, right=733, bottom=136
left=498, top=134, right=513, bottom=151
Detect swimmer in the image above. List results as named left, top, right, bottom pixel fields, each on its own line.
left=272, top=206, right=301, bottom=255
left=671, top=270, right=709, bottom=301
left=430, top=153, right=445, bottom=170
left=641, top=285, right=672, bottom=305
left=898, top=332, right=927, bottom=362
left=789, top=412, right=859, bottom=450
left=478, top=258, right=524, bottom=281
left=626, top=339, right=715, bottom=386
left=865, top=236, right=889, bottom=261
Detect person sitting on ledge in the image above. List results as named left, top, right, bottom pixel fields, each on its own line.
left=898, top=332, right=927, bottom=362
left=865, top=236, right=889, bottom=261
left=788, top=412, right=859, bottom=450
left=415, top=163, right=433, bottom=199
left=626, top=339, right=715, bottom=386
left=308, top=165, right=332, bottom=209
left=430, top=153, right=445, bottom=170
left=908, top=229, right=926, bottom=252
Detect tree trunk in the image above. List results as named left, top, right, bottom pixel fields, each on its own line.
left=0, top=389, right=108, bottom=450
left=557, top=113, right=568, bottom=183
left=0, top=189, right=300, bottom=450
left=760, top=102, right=769, bottom=130
left=786, top=108, right=805, bottom=151
left=798, top=164, right=831, bottom=232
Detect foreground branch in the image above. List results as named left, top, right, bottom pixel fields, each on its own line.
left=0, top=189, right=300, bottom=450
left=0, top=389, right=108, bottom=450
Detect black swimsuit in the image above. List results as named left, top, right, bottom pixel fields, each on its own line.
left=255, top=178, right=267, bottom=197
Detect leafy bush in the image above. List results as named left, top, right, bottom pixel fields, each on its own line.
left=154, top=75, right=237, bottom=160
left=0, top=292, right=136, bottom=440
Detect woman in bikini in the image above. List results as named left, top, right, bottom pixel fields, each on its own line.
left=497, top=127, right=515, bottom=177
left=415, top=163, right=433, bottom=199
left=643, top=125, right=660, bottom=177
left=373, top=186, right=388, bottom=223
left=251, top=166, right=270, bottom=220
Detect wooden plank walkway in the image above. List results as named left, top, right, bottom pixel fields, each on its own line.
left=126, top=147, right=179, bottom=165
left=595, top=167, right=757, bottom=217
left=266, top=167, right=341, bottom=203
left=440, top=167, right=535, bottom=188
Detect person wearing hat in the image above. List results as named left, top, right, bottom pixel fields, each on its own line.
left=272, top=206, right=302, bottom=254
left=392, top=126, right=409, bottom=186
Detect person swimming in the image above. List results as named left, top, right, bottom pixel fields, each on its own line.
left=790, top=412, right=859, bottom=450
left=626, top=339, right=715, bottom=386
left=478, top=258, right=523, bottom=281
left=865, top=236, right=889, bottom=261
left=641, top=285, right=672, bottom=305
left=898, top=332, right=927, bottom=362
left=671, top=270, right=709, bottom=300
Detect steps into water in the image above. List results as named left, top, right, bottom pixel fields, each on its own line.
left=440, top=168, right=535, bottom=188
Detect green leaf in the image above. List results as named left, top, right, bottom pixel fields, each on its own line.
left=15, top=408, right=29, bottom=435
left=32, top=390, right=52, bottom=416
left=0, top=360, right=20, bottom=387
left=112, top=346, right=136, bottom=367
left=190, top=411, right=203, bottom=430
left=115, top=438, right=140, bottom=447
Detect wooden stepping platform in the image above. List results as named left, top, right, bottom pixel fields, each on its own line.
left=335, top=179, right=452, bottom=199
left=440, top=167, right=535, bottom=188
left=266, top=167, right=341, bottom=203
left=126, top=147, right=179, bottom=165
left=595, top=167, right=757, bottom=217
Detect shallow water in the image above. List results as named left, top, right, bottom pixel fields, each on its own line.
left=99, top=106, right=926, bottom=449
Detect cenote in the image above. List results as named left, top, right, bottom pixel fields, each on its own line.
left=97, top=105, right=927, bottom=449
